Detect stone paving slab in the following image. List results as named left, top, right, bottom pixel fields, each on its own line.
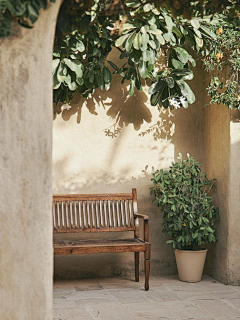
left=54, top=275, right=240, bottom=320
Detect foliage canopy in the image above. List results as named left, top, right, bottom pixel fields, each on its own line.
left=203, top=18, right=240, bottom=109
left=53, top=0, right=218, bottom=110
left=1, top=0, right=240, bottom=118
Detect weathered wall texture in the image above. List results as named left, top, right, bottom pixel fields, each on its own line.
left=53, top=50, right=206, bottom=279
left=204, top=98, right=240, bottom=284
left=204, top=104, right=230, bottom=283
left=228, top=112, right=240, bottom=285
left=0, top=2, right=60, bottom=319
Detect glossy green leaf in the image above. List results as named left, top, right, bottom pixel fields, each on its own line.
left=199, top=25, right=217, bottom=40
left=57, top=62, right=66, bottom=82
left=181, top=98, right=188, bottom=108
left=115, top=33, right=130, bottom=47
left=103, top=66, right=112, bottom=83
left=191, top=19, right=200, bottom=29
left=64, top=73, right=72, bottom=88
left=194, top=27, right=202, bottom=38
left=67, top=81, right=77, bottom=91
left=125, top=32, right=135, bottom=52
left=140, top=25, right=149, bottom=33
left=107, top=60, right=118, bottom=71
left=64, top=59, right=83, bottom=78
left=166, top=77, right=174, bottom=88
left=172, top=26, right=182, bottom=38
left=143, top=3, right=152, bottom=12
left=133, top=32, right=141, bottom=50
left=148, top=79, right=165, bottom=95
left=149, top=40, right=156, bottom=49
left=177, top=80, right=196, bottom=103
left=150, top=91, right=161, bottom=106
left=163, top=13, right=174, bottom=31
left=174, top=47, right=189, bottom=64
left=172, top=58, right=183, bottom=69
left=171, top=68, right=193, bottom=79
left=122, top=23, right=136, bottom=33
left=129, top=77, right=135, bottom=96
left=71, top=40, right=85, bottom=52
left=52, top=58, right=60, bottom=74
left=53, top=66, right=61, bottom=89
left=148, top=50, right=155, bottom=65
left=130, top=49, right=142, bottom=63
left=138, top=60, right=148, bottom=78
left=141, top=32, right=149, bottom=51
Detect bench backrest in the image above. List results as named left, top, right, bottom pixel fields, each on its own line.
left=53, top=189, right=138, bottom=233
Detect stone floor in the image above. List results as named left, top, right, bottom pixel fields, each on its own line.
left=53, top=275, right=240, bottom=320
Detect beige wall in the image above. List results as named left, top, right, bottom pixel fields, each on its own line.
left=0, top=2, right=61, bottom=319
left=204, top=94, right=240, bottom=284
left=228, top=112, right=240, bottom=285
left=204, top=104, right=230, bottom=283
left=53, top=50, right=206, bottom=279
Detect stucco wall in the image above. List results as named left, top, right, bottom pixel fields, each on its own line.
left=228, top=112, right=240, bottom=285
left=204, top=97, right=240, bottom=284
left=53, top=50, right=206, bottom=279
left=0, top=2, right=61, bottom=319
left=204, top=104, right=230, bottom=283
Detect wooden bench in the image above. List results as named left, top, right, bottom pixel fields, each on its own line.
left=53, top=188, right=151, bottom=290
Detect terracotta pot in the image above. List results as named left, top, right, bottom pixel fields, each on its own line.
left=175, top=248, right=208, bottom=283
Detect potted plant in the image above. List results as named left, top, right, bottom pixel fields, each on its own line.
left=150, top=153, right=219, bottom=282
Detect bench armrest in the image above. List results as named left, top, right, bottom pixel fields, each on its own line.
left=134, top=213, right=149, bottom=220
left=134, top=213, right=149, bottom=242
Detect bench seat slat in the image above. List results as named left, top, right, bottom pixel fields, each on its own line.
left=54, top=226, right=135, bottom=233
left=54, top=238, right=146, bottom=255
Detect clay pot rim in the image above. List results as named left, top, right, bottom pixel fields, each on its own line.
left=175, top=248, right=208, bottom=253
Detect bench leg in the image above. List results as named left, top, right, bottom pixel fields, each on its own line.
left=144, top=259, right=150, bottom=291
left=135, top=252, right=139, bottom=282
left=144, top=244, right=151, bottom=291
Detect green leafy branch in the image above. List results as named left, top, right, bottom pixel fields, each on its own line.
left=53, top=0, right=217, bottom=114
left=202, top=18, right=240, bottom=109
left=0, top=0, right=55, bottom=37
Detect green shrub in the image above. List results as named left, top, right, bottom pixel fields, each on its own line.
left=150, top=153, right=219, bottom=250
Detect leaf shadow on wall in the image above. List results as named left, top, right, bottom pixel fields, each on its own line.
left=53, top=81, right=175, bottom=142
left=53, top=79, right=153, bottom=131
left=138, top=108, right=175, bottom=142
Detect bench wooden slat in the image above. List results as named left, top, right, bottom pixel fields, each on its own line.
left=53, top=194, right=133, bottom=201
left=74, top=202, right=77, bottom=228
left=62, top=202, right=64, bottom=228
left=120, top=200, right=124, bottom=226
left=103, top=201, right=107, bottom=227
left=53, top=202, right=56, bottom=229
left=54, top=226, right=136, bottom=233
left=55, top=238, right=144, bottom=246
left=125, top=200, right=129, bottom=227
left=54, top=238, right=146, bottom=255
left=57, top=202, right=60, bottom=228
left=116, top=201, right=121, bottom=227
left=112, top=201, right=116, bottom=227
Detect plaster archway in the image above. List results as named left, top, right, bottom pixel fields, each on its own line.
left=0, top=2, right=61, bottom=319
left=1, top=3, right=240, bottom=319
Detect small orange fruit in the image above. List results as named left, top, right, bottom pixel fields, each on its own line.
left=216, top=27, right=223, bottom=35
